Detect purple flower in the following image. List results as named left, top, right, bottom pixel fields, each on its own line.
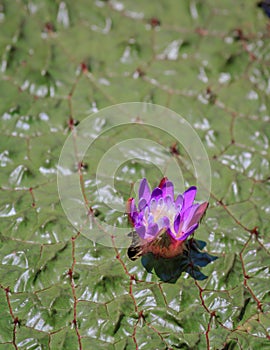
left=127, top=178, right=208, bottom=258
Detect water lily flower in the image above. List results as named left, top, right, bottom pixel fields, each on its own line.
left=127, top=177, right=208, bottom=259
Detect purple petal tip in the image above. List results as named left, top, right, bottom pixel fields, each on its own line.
left=139, top=178, right=151, bottom=202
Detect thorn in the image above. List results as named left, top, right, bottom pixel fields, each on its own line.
left=80, top=62, right=88, bottom=73
left=67, top=268, right=73, bottom=278
left=169, top=142, right=180, bottom=156
left=233, top=28, right=248, bottom=41
left=14, top=317, right=20, bottom=326
left=68, top=117, right=74, bottom=130
left=206, top=87, right=217, bottom=104
left=44, top=22, right=55, bottom=33
left=29, top=187, right=36, bottom=207
left=134, top=67, right=145, bottom=77
left=257, top=302, right=263, bottom=312
left=250, top=226, right=259, bottom=236
left=138, top=310, right=145, bottom=321
left=149, top=17, right=161, bottom=27
left=130, top=274, right=136, bottom=281
left=78, top=161, right=88, bottom=170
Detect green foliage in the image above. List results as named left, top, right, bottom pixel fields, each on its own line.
left=0, top=0, right=270, bottom=349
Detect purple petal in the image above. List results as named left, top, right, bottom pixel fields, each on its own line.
left=147, top=211, right=154, bottom=223
left=149, top=198, right=157, bottom=212
left=182, top=186, right=197, bottom=212
left=173, top=213, right=181, bottom=234
left=181, top=204, right=199, bottom=231
left=157, top=216, right=170, bottom=230
left=164, top=195, right=173, bottom=207
left=135, top=225, right=146, bottom=238
left=179, top=223, right=198, bottom=241
left=183, top=203, right=199, bottom=219
left=145, top=223, right=159, bottom=238
left=175, top=194, right=183, bottom=208
left=131, top=212, right=138, bottom=223
left=139, top=178, right=151, bottom=202
left=161, top=181, right=174, bottom=199
left=135, top=212, right=144, bottom=226
left=143, top=206, right=149, bottom=218
left=157, top=197, right=164, bottom=207
left=187, top=202, right=208, bottom=228
left=138, top=198, right=147, bottom=211
left=151, top=187, right=163, bottom=200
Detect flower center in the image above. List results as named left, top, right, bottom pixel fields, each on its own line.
left=143, top=196, right=177, bottom=231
